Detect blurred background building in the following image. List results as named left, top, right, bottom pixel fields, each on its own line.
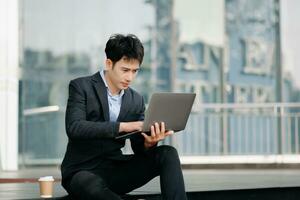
left=1, top=0, right=300, bottom=170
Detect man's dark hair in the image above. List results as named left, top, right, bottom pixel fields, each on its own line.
left=105, top=34, right=144, bottom=66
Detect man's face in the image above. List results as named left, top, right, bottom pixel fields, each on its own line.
left=105, top=56, right=140, bottom=92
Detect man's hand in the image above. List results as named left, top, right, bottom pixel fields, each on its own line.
left=141, top=122, right=174, bottom=149
left=119, top=121, right=143, bottom=133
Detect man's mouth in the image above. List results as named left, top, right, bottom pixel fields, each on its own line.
left=121, top=82, right=129, bottom=87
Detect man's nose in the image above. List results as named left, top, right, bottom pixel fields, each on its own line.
left=126, top=72, right=134, bottom=82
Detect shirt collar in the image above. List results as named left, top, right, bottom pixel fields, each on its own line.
left=99, top=70, right=124, bottom=97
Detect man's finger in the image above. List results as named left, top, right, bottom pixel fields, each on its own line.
left=160, top=122, right=165, bottom=134
left=155, top=122, right=160, bottom=135
left=165, top=130, right=174, bottom=136
left=151, top=125, right=156, bottom=137
left=141, top=132, right=150, bottom=140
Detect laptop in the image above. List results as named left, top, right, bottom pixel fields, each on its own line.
left=115, top=92, right=196, bottom=139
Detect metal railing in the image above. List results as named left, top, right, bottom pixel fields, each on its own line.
left=174, top=103, right=300, bottom=156
left=20, top=103, right=300, bottom=165
left=20, top=106, right=67, bottom=166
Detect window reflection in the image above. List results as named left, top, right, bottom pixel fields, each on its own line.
left=19, top=0, right=300, bottom=165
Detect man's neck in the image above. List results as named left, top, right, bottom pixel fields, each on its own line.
left=104, top=73, right=121, bottom=96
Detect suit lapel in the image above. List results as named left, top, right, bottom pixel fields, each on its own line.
left=91, top=72, right=110, bottom=121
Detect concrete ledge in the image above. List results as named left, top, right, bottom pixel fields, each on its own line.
left=180, top=155, right=300, bottom=165
left=182, top=163, right=300, bottom=169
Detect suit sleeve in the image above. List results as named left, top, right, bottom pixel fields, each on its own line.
left=65, top=80, right=120, bottom=140
left=130, top=96, right=157, bottom=154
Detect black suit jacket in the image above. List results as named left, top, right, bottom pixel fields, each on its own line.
left=61, top=72, right=146, bottom=187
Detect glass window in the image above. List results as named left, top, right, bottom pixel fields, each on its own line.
left=19, top=0, right=300, bottom=165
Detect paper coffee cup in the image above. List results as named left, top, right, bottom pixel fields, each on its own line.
left=38, top=176, right=54, bottom=198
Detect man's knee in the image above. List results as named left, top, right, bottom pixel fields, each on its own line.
left=69, top=171, right=107, bottom=199
left=155, top=145, right=180, bottom=165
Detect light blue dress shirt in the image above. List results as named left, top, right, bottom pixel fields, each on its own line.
left=100, top=70, right=124, bottom=122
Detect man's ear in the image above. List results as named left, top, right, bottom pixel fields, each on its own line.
left=105, top=59, right=113, bottom=70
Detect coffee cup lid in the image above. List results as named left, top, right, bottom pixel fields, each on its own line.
left=38, top=176, right=54, bottom=181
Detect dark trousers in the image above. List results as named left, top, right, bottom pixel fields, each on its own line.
left=66, top=145, right=187, bottom=200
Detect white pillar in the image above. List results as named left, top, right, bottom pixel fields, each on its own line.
left=0, top=0, right=19, bottom=170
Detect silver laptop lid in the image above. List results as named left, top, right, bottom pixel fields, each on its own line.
left=142, top=93, right=196, bottom=132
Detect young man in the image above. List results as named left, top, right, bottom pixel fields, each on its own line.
left=61, top=34, right=187, bottom=200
